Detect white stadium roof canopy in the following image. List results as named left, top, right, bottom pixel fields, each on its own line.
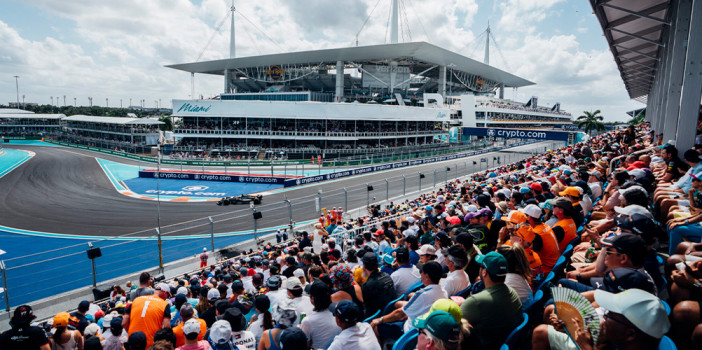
left=167, top=41, right=534, bottom=88
left=0, top=108, right=34, bottom=114
left=63, top=115, right=164, bottom=125
left=0, top=114, right=65, bottom=119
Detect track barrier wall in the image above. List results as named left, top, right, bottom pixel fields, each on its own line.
left=0, top=140, right=563, bottom=311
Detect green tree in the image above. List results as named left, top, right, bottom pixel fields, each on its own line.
left=576, top=110, right=606, bottom=135
left=628, top=113, right=645, bottom=125
left=158, top=116, right=173, bottom=131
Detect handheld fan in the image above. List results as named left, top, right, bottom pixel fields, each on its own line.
left=551, top=286, right=601, bottom=347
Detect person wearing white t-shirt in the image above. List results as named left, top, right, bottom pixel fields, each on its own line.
left=327, top=300, right=381, bottom=350
left=299, top=281, right=341, bottom=349
left=285, top=277, right=314, bottom=326
left=440, top=246, right=471, bottom=296
left=390, top=247, right=421, bottom=298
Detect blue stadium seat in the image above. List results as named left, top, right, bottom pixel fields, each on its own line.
left=661, top=300, right=671, bottom=316
left=392, top=328, right=419, bottom=350
left=454, top=284, right=472, bottom=298
left=363, top=309, right=381, bottom=323
left=407, top=281, right=424, bottom=294
left=552, top=255, right=567, bottom=277
left=383, top=294, right=406, bottom=316
left=537, top=271, right=556, bottom=293
left=658, top=335, right=677, bottom=350
left=501, top=313, right=529, bottom=349
left=523, top=289, right=543, bottom=312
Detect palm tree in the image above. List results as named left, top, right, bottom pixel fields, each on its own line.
left=158, top=116, right=173, bottom=131
left=576, top=110, right=606, bottom=136
left=628, top=113, right=645, bottom=125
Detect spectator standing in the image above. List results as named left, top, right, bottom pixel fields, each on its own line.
left=173, top=304, right=206, bottom=348
left=50, top=312, right=84, bottom=350
left=200, top=248, right=209, bottom=269
left=124, top=283, right=172, bottom=349
left=299, top=281, right=342, bottom=349
left=68, top=300, right=91, bottom=334
left=130, top=272, right=154, bottom=301
left=101, top=317, right=128, bottom=350
left=247, top=295, right=273, bottom=344
left=176, top=319, right=209, bottom=350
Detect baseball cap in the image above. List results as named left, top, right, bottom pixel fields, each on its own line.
left=84, top=323, right=101, bottom=337
left=102, top=313, right=114, bottom=328
left=613, top=204, right=652, bottom=219
left=691, top=173, right=702, bottom=181
left=383, top=254, right=396, bottom=265
left=435, top=231, right=451, bottom=245
left=627, top=168, right=646, bottom=180
left=502, top=211, right=528, bottom=225
left=520, top=204, right=542, bottom=219
left=209, top=320, right=233, bottom=344
left=452, top=232, right=474, bottom=248
left=267, top=275, right=282, bottom=288
left=466, top=204, right=478, bottom=212
left=530, top=183, right=542, bottom=192
left=231, top=280, right=244, bottom=292
left=600, top=233, right=647, bottom=265
left=412, top=311, right=461, bottom=343
left=540, top=199, right=554, bottom=211
left=207, top=288, right=220, bottom=301
left=427, top=299, right=462, bottom=323
left=361, top=252, right=378, bottom=266
left=237, top=292, right=254, bottom=307
left=53, top=312, right=70, bottom=328
left=559, top=187, right=581, bottom=197
left=588, top=170, right=602, bottom=180
left=395, top=246, right=410, bottom=262
left=109, top=317, right=123, bottom=330
left=475, top=252, right=508, bottom=276
left=590, top=267, right=656, bottom=294
left=293, top=268, right=305, bottom=279
left=417, top=244, right=437, bottom=256
left=442, top=245, right=467, bottom=264
left=594, top=288, right=670, bottom=339
left=155, top=283, right=171, bottom=296
left=286, top=277, right=303, bottom=290
left=329, top=299, right=360, bottom=323
left=176, top=287, right=188, bottom=296
left=464, top=212, right=479, bottom=221
left=477, top=208, right=493, bottom=217
left=614, top=214, right=657, bottom=244
left=519, top=187, right=531, bottom=194
left=183, top=318, right=201, bottom=335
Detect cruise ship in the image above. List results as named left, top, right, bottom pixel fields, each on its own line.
left=163, top=3, right=571, bottom=160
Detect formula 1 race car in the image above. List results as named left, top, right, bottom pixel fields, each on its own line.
left=217, top=194, right=263, bottom=206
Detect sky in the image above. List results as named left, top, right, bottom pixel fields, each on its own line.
left=0, top=0, right=643, bottom=122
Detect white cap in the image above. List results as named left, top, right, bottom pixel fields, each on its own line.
left=207, top=288, right=220, bottom=301
left=155, top=283, right=171, bottom=295
left=520, top=204, right=542, bottom=219
left=321, top=244, right=329, bottom=251
left=84, top=323, right=101, bottom=337
left=183, top=318, right=201, bottom=335
left=102, top=313, right=113, bottom=328
left=210, top=320, right=232, bottom=344
left=176, top=287, right=188, bottom=296
left=467, top=205, right=478, bottom=213
left=203, top=247, right=207, bottom=251
left=293, top=269, right=305, bottom=278
left=594, top=288, right=670, bottom=339
left=286, top=277, right=303, bottom=290
left=614, top=204, right=653, bottom=219
left=618, top=185, right=649, bottom=198
left=416, top=244, right=437, bottom=256
left=407, top=217, right=416, bottom=224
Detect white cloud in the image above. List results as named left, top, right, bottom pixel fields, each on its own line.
left=0, top=0, right=640, bottom=122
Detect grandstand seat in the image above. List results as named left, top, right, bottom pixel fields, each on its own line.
left=392, top=328, right=419, bottom=350
left=500, top=313, right=529, bottom=350
left=658, top=336, right=677, bottom=350
left=551, top=255, right=568, bottom=277
left=407, top=281, right=424, bottom=294
left=523, top=289, right=543, bottom=311
left=363, top=309, right=381, bottom=323
left=454, top=285, right=472, bottom=298
left=383, top=294, right=406, bottom=316
left=537, top=271, right=556, bottom=293
left=661, top=300, right=671, bottom=316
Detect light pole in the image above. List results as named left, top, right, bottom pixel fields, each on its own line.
left=106, top=98, right=109, bottom=108
left=73, top=97, right=77, bottom=107
left=88, top=97, right=93, bottom=107
left=63, top=95, right=66, bottom=106
left=120, top=99, right=123, bottom=108
left=13, top=76, right=19, bottom=109
left=50, top=96, right=54, bottom=105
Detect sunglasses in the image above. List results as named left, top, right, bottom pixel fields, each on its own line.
left=603, top=311, right=633, bottom=328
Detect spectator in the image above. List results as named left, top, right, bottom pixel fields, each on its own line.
left=68, top=300, right=91, bottom=335
left=207, top=321, right=236, bottom=350
left=327, top=300, right=381, bottom=350
left=360, top=252, right=397, bottom=319
left=551, top=197, right=578, bottom=252
left=278, top=328, right=308, bottom=350
left=299, top=281, right=341, bottom=349
left=522, top=203, right=561, bottom=273
left=0, top=305, right=50, bottom=350
left=496, top=244, right=533, bottom=304
left=130, top=272, right=154, bottom=301
left=176, top=319, right=209, bottom=350
left=461, top=252, right=522, bottom=349
left=247, top=295, right=273, bottom=344
left=126, top=331, right=147, bottom=350
left=101, top=317, right=128, bottom=350
left=200, top=289, right=219, bottom=327
left=219, top=308, right=255, bottom=350
left=50, top=312, right=84, bottom=350
left=173, top=304, right=206, bottom=348
left=258, top=300, right=297, bottom=350
left=390, top=244, right=424, bottom=297
left=264, top=276, right=285, bottom=313
left=124, top=282, right=172, bottom=349
left=440, top=245, right=471, bottom=296
left=329, top=264, right=364, bottom=312
left=413, top=310, right=461, bottom=350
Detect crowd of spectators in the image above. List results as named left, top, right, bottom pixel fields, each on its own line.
left=4, top=122, right=700, bottom=350
left=476, top=99, right=572, bottom=117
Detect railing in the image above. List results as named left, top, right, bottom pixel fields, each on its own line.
left=0, top=140, right=563, bottom=311
left=173, top=129, right=446, bottom=137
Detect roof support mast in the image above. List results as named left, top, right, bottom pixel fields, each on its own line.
left=390, top=0, right=399, bottom=44
left=484, top=22, right=490, bottom=65
left=225, top=0, right=235, bottom=94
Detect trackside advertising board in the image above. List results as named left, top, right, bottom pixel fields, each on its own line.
left=462, top=127, right=571, bottom=141
left=138, top=170, right=288, bottom=184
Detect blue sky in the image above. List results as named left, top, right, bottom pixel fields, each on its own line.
left=0, top=0, right=642, bottom=121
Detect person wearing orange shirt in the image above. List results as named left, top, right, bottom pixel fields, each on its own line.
left=521, top=204, right=561, bottom=273
left=123, top=283, right=172, bottom=349
left=508, top=223, right=543, bottom=276
left=172, top=304, right=207, bottom=348
left=551, top=197, right=578, bottom=252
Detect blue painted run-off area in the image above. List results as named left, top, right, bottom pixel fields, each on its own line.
left=98, top=159, right=283, bottom=198
left=0, top=149, right=33, bottom=179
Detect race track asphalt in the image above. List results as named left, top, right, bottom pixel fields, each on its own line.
left=0, top=142, right=556, bottom=238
